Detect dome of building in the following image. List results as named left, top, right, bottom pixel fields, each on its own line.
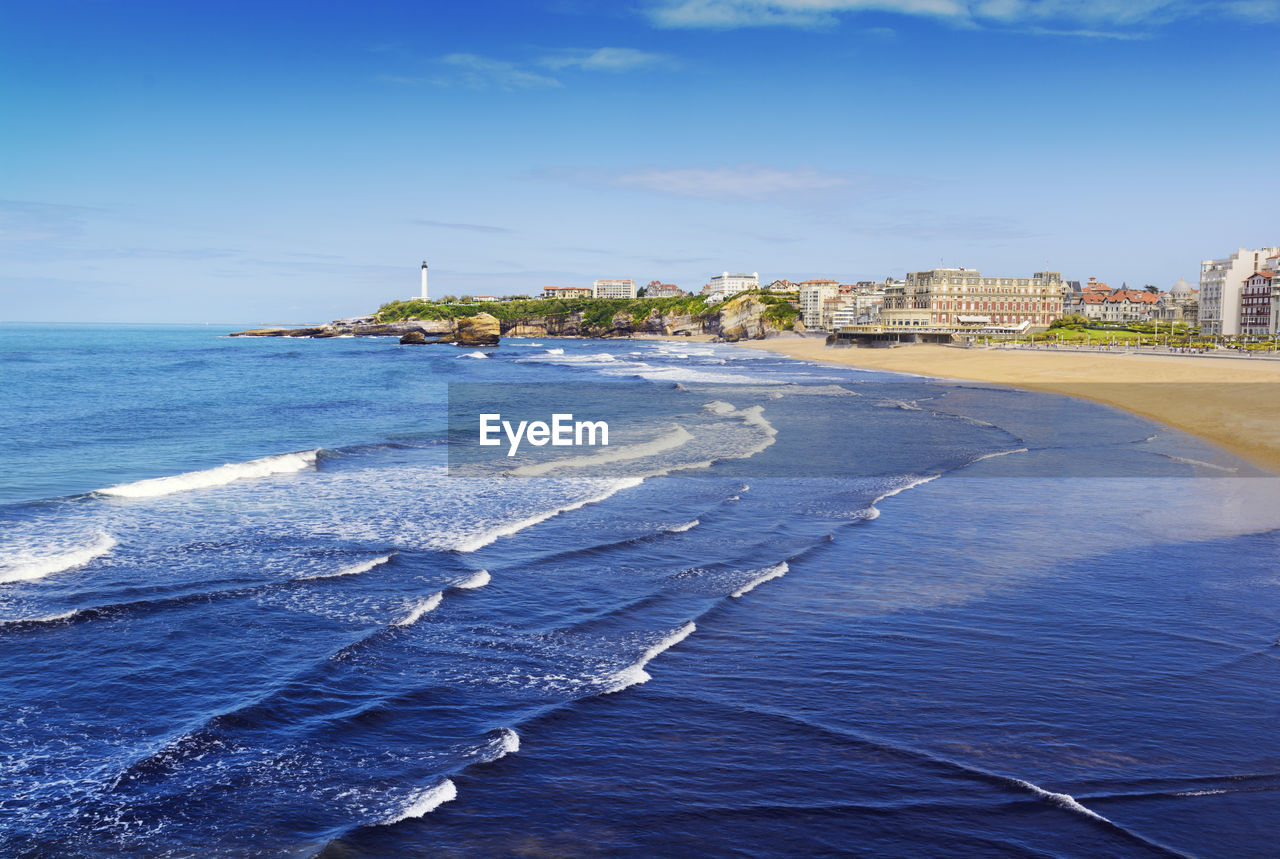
left=1170, top=277, right=1192, bottom=298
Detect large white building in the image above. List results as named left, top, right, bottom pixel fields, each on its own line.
left=707, top=271, right=759, bottom=301
left=593, top=279, right=638, bottom=299
left=1199, top=247, right=1279, bottom=335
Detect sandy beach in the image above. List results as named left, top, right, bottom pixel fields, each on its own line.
left=730, top=339, right=1280, bottom=475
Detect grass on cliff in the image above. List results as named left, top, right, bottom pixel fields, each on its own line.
left=376, top=295, right=716, bottom=326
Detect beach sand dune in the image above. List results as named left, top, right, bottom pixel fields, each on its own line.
left=732, top=340, right=1280, bottom=475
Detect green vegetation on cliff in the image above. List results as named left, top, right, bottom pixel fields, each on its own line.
left=376, top=291, right=800, bottom=328
left=376, top=294, right=717, bottom=325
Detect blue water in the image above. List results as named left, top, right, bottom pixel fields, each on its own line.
left=2, top=324, right=1279, bottom=857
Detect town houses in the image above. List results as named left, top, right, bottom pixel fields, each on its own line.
left=524, top=247, right=1280, bottom=339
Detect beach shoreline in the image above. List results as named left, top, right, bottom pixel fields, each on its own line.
left=717, top=337, right=1280, bottom=476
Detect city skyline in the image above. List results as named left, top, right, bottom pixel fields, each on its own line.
left=2, top=0, right=1278, bottom=323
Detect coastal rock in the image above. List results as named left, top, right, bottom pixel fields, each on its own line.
left=711, top=294, right=771, bottom=341
left=441, top=312, right=501, bottom=346
left=399, top=330, right=429, bottom=345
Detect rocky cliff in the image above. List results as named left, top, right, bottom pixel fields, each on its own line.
left=231, top=294, right=792, bottom=343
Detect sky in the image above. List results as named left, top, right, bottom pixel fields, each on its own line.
left=2, top=0, right=1278, bottom=323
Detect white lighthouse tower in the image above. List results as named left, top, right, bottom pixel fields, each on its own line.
left=420, top=260, right=429, bottom=301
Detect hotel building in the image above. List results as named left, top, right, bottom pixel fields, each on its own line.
left=1199, top=247, right=1280, bottom=335
left=1241, top=270, right=1274, bottom=336
left=798, top=280, right=839, bottom=325
left=879, top=268, right=1064, bottom=332
left=543, top=286, right=593, bottom=299
left=593, top=279, right=638, bottom=299
left=707, top=272, right=759, bottom=300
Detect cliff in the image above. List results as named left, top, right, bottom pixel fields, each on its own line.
left=231, top=293, right=798, bottom=342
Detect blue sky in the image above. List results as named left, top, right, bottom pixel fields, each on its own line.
left=2, top=0, right=1277, bottom=323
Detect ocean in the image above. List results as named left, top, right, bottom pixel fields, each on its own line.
left=1, top=323, right=1279, bottom=857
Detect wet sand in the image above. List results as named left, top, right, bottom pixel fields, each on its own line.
left=730, top=339, right=1280, bottom=475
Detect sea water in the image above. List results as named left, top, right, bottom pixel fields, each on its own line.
left=1, top=324, right=1278, bottom=856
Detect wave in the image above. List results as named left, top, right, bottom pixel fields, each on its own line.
left=449, top=478, right=643, bottom=553
left=731, top=562, right=788, bottom=598
left=862, top=475, right=939, bottom=520
left=455, top=569, right=491, bottom=589
left=605, top=621, right=696, bottom=694
left=481, top=728, right=520, bottom=763
left=0, top=608, right=81, bottom=626
left=509, top=427, right=693, bottom=477
left=394, top=592, right=443, bottom=627
left=1158, top=453, right=1239, bottom=474
left=965, top=447, right=1029, bottom=466
left=99, top=450, right=318, bottom=498
left=460, top=351, right=489, bottom=359
left=667, top=519, right=699, bottom=533
left=545, top=347, right=564, bottom=355
left=301, top=554, right=394, bottom=581
left=383, top=779, right=457, bottom=824
left=0, top=532, right=116, bottom=584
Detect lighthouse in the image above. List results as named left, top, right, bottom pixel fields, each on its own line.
left=420, top=261, right=429, bottom=301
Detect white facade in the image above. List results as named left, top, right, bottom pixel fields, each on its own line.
left=420, top=261, right=429, bottom=300
left=593, top=279, right=638, bottom=299
left=798, top=281, right=839, bottom=325
left=707, top=271, right=759, bottom=301
left=1199, top=247, right=1279, bottom=335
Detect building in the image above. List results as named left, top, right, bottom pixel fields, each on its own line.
left=645, top=281, right=685, bottom=298
left=593, top=279, right=638, bottom=299
left=798, top=280, right=839, bottom=326
left=1155, top=278, right=1198, bottom=326
left=766, top=279, right=796, bottom=292
left=474, top=295, right=500, bottom=303
left=420, top=261, right=429, bottom=301
left=707, top=272, right=759, bottom=301
left=1241, top=271, right=1274, bottom=336
left=543, top=286, right=593, bottom=299
left=879, top=268, right=1064, bottom=333
left=1199, top=247, right=1280, bottom=336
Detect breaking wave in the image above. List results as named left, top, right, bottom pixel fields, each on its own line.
left=605, top=621, right=696, bottom=694
left=0, top=532, right=117, bottom=584
left=99, top=450, right=319, bottom=498
left=394, top=592, right=443, bottom=627
left=383, top=779, right=457, bottom=824
left=731, top=562, right=788, bottom=598
left=455, top=569, right=491, bottom=589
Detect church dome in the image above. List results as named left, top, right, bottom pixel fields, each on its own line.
left=1169, top=278, right=1192, bottom=297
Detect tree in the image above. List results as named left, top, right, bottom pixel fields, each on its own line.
left=440, top=295, right=458, bottom=304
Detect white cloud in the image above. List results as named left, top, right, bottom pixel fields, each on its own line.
left=645, top=0, right=1280, bottom=32
left=438, top=54, right=562, bottom=90
left=614, top=164, right=851, bottom=200
left=540, top=47, right=676, bottom=72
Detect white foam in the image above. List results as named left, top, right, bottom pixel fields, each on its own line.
left=605, top=621, right=696, bottom=694
left=968, top=447, right=1029, bottom=465
left=384, top=779, right=457, bottom=824
left=460, top=351, right=488, bottom=359
left=862, top=474, right=940, bottom=520
left=545, top=347, right=564, bottom=355
left=449, top=478, right=643, bottom=553
left=394, top=592, right=443, bottom=627
left=1161, top=454, right=1239, bottom=474
left=1007, top=777, right=1111, bottom=823
left=100, top=450, right=318, bottom=498
left=303, top=554, right=393, bottom=581
left=0, top=532, right=116, bottom=584
left=731, top=562, right=789, bottom=598
left=509, top=427, right=693, bottom=477
left=456, top=569, right=491, bottom=589
left=1, top=609, right=80, bottom=625
left=668, top=519, right=699, bottom=533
